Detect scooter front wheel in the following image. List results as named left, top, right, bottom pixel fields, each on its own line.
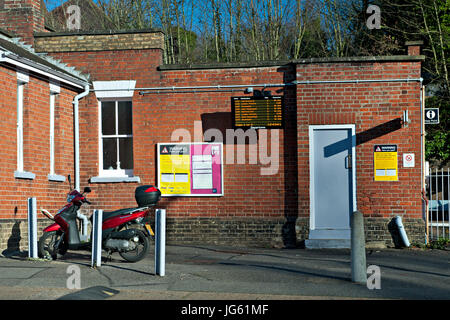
left=38, top=231, right=67, bottom=260
left=118, top=229, right=150, bottom=263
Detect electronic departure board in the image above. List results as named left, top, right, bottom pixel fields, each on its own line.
left=231, top=96, right=284, bottom=128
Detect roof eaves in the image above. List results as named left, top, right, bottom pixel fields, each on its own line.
left=1, top=50, right=89, bottom=88
left=0, top=36, right=89, bottom=88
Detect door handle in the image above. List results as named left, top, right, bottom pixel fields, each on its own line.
left=346, top=155, right=352, bottom=169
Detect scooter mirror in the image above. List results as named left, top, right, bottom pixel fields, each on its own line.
left=83, top=187, right=91, bottom=193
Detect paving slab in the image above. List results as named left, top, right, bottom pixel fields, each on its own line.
left=0, top=245, right=448, bottom=301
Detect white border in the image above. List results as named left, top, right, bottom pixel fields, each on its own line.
left=157, top=142, right=224, bottom=197
left=93, top=80, right=136, bottom=99
left=98, top=99, right=134, bottom=178
left=308, top=124, right=357, bottom=231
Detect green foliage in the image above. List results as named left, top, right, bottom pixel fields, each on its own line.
left=427, top=237, right=450, bottom=250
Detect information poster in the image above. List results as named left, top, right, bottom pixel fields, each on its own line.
left=374, top=145, right=398, bottom=181
left=157, top=143, right=223, bottom=196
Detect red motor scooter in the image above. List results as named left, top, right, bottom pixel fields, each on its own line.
left=38, top=176, right=161, bottom=263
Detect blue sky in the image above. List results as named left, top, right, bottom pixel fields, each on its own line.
left=45, top=0, right=100, bottom=11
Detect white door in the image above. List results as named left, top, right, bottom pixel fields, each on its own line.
left=308, top=125, right=356, bottom=243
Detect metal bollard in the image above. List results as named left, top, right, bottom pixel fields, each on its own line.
left=155, top=209, right=166, bottom=276
left=27, top=197, right=38, bottom=259
left=351, top=210, right=367, bottom=284
left=91, top=209, right=103, bottom=268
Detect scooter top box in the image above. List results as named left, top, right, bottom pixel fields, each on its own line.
left=135, top=185, right=161, bottom=207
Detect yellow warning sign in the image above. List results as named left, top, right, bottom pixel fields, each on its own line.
left=159, top=144, right=191, bottom=195
left=374, top=145, right=398, bottom=181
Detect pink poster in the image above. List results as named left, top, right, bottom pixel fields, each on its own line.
left=190, top=143, right=223, bottom=195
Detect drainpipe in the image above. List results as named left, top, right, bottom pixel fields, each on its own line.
left=420, top=80, right=429, bottom=244
left=73, top=84, right=90, bottom=191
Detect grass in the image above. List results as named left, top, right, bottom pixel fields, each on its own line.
left=410, top=237, right=450, bottom=250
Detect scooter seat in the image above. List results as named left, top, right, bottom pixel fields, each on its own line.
left=102, top=208, right=139, bottom=221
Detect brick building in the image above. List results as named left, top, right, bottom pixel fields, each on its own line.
left=0, top=0, right=426, bottom=253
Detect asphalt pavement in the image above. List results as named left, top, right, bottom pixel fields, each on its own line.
left=0, top=244, right=448, bottom=301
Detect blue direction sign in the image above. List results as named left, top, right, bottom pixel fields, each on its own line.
left=425, top=108, right=439, bottom=124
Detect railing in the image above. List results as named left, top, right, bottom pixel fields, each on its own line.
left=426, top=167, right=450, bottom=240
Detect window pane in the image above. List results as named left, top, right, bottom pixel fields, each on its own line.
left=119, top=138, right=133, bottom=169
left=101, top=101, right=116, bottom=135
left=103, top=138, right=117, bottom=170
left=118, top=101, right=132, bottom=135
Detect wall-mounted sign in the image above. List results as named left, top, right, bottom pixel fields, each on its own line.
left=374, top=145, right=398, bottom=181
left=403, top=153, right=415, bottom=168
left=157, top=143, right=223, bottom=196
left=231, top=96, right=283, bottom=128
left=425, top=108, right=439, bottom=124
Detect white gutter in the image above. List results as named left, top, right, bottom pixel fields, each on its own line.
left=0, top=52, right=86, bottom=89
left=73, top=84, right=90, bottom=191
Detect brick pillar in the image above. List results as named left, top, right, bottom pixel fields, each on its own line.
left=0, top=0, right=46, bottom=46
left=405, top=41, right=423, bottom=56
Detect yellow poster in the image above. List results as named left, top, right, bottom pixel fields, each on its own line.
left=159, top=144, right=191, bottom=195
left=374, top=145, right=398, bottom=181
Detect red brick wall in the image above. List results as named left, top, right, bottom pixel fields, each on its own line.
left=47, top=49, right=164, bottom=209
left=149, top=66, right=298, bottom=220
left=45, top=47, right=424, bottom=246
left=0, top=65, right=77, bottom=221
left=0, top=0, right=45, bottom=46
left=48, top=49, right=299, bottom=222
left=296, top=61, right=423, bottom=221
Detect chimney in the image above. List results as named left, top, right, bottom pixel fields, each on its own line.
left=0, top=0, right=46, bottom=46
left=405, top=40, right=423, bottom=56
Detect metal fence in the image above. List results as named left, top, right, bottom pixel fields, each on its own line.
left=426, top=167, right=450, bottom=240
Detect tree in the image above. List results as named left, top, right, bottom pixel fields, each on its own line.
left=346, top=0, right=449, bottom=165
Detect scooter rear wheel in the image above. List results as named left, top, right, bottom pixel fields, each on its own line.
left=118, top=229, right=150, bottom=263
left=38, top=231, right=67, bottom=260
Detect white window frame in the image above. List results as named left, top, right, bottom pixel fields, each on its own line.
left=14, top=69, right=35, bottom=180
left=49, top=92, right=56, bottom=175
left=98, top=98, right=134, bottom=178
left=47, top=82, right=65, bottom=182
left=16, top=80, right=25, bottom=172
